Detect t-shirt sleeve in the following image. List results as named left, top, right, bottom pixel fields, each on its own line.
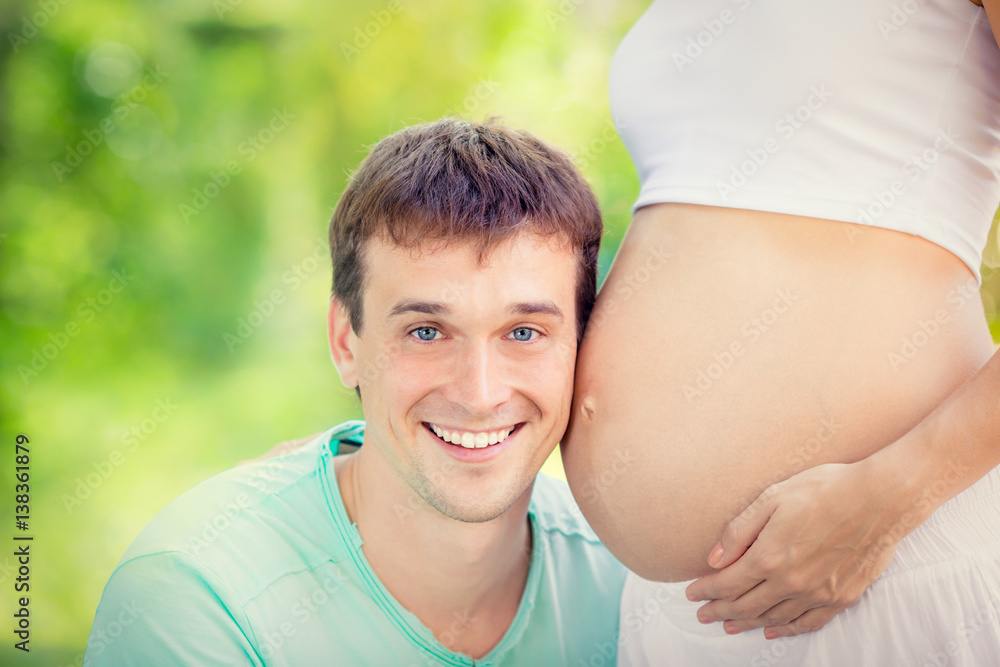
left=84, top=551, right=263, bottom=666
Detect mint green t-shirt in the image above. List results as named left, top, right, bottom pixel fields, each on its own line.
left=84, top=421, right=627, bottom=666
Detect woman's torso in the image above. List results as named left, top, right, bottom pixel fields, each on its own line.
left=563, top=204, right=994, bottom=580
left=561, top=0, right=1000, bottom=581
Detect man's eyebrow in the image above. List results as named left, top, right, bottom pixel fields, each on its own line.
left=507, top=301, right=564, bottom=321
left=387, top=300, right=453, bottom=319
left=387, top=300, right=564, bottom=321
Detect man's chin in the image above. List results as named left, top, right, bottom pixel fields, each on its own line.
left=425, top=477, right=536, bottom=524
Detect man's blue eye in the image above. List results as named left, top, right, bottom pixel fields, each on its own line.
left=511, top=328, right=536, bottom=341
left=412, top=327, right=439, bottom=341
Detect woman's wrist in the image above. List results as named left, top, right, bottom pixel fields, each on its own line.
left=862, top=425, right=957, bottom=530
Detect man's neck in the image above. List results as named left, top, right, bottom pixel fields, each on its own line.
left=333, top=450, right=533, bottom=659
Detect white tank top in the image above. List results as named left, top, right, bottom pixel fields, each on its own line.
left=610, top=0, right=1000, bottom=280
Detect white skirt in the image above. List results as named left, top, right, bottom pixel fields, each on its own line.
left=618, top=465, right=1000, bottom=667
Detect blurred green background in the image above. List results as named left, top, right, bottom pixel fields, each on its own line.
left=1, top=0, right=999, bottom=664
left=0, top=1, right=644, bottom=663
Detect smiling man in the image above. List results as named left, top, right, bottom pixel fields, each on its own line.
left=84, top=119, right=626, bottom=665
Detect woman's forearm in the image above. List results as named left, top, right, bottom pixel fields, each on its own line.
left=982, top=0, right=1000, bottom=49
left=868, top=342, right=1000, bottom=532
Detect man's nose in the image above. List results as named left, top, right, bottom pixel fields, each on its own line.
left=444, top=340, right=513, bottom=415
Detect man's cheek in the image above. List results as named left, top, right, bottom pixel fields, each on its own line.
left=533, top=353, right=576, bottom=408
left=555, top=339, right=577, bottom=366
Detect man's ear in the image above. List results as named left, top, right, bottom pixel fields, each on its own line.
left=328, top=298, right=359, bottom=389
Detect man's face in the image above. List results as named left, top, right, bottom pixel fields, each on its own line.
left=331, top=231, right=578, bottom=523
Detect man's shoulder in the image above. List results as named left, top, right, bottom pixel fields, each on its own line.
left=114, top=424, right=359, bottom=598
left=525, top=473, right=627, bottom=643
left=530, top=472, right=627, bottom=581
left=530, top=473, right=608, bottom=548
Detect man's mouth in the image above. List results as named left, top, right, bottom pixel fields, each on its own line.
left=424, top=422, right=519, bottom=449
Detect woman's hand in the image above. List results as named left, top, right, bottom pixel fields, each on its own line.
left=689, top=345, right=1000, bottom=639
left=684, top=456, right=927, bottom=638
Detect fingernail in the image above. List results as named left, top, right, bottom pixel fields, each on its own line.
left=697, top=614, right=712, bottom=624
left=708, top=544, right=724, bottom=568
left=725, top=626, right=742, bottom=635
left=686, top=590, right=701, bottom=602
left=764, top=630, right=778, bottom=640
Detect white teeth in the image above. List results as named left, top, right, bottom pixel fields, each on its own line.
left=428, top=424, right=515, bottom=449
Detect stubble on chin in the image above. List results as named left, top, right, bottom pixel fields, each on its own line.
left=407, top=464, right=535, bottom=524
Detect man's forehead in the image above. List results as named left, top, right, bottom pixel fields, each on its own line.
left=365, top=231, right=576, bottom=266
left=362, top=233, right=577, bottom=319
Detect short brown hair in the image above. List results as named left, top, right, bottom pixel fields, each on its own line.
left=328, top=118, right=603, bottom=340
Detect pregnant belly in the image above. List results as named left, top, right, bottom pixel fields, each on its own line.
left=561, top=203, right=995, bottom=582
